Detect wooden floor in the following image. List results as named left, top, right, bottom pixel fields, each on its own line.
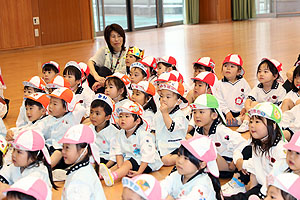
left=0, top=16, right=299, bottom=199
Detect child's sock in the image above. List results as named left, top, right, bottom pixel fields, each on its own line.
left=232, top=177, right=245, bottom=187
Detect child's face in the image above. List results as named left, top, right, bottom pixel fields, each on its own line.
left=193, top=81, right=210, bottom=98
left=90, top=106, right=110, bottom=128
left=104, top=82, right=123, bottom=100
left=193, top=66, right=205, bottom=77
left=257, top=63, right=277, bottom=85
left=129, top=68, right=145, bottom=84
left=193, top=109, right=217, bottom=128
left=12, top=148, right=33, bottom=167
left=293, top=75, right=300, bottom=88
left=131, top=90, right=147, bottom=106
left=286, top=149, right=300, bottom=175
left=249, top=116, right=268, bottom=140
left=222, top=63, right=241, bottom=82
left=265, top=185, right=284, bottom=200
left=159, top=89, right=179, bottom=110
left=125, top=54, right=137, bottom=67
left=42, top=69, right=57, bottom=84
left=25, top=105, right=46, bottom=122
left=118, top=113, right=138, bottom=130
left=176, top=153, right=199, bottom=178
left=122, top=187, right=143, bottom=200
left=157, top=63, right=168, bottom=77
left=62, top=143, right=85, bottom=165
left=63, top=74, right=80, bottom=90
left=23, top=87, right=35, bottom=97
left=48, top=97, right=67, bottom=118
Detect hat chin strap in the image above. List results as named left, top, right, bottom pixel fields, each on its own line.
left=72, top=146, right=88, bottom=167
left=261, top=134, right=269, bottom=142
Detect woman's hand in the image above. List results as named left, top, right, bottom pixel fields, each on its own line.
left=5, top=130, right=14, bottom=141
left=92, top=82, right=102, bottom=92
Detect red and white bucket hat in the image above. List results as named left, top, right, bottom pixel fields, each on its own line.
left=59, top=124, right=100, bottom=164
left=78, top=62, right=90, bottom=76
left=284, top=131, right=300, bottom=153
left=261, top=58, right=283, bottom=82
left=42, top=61, right=60, bottom=73
left=93, top=93, right=115, bottom=112
left=170, top=70, right=184, bottom=83
left=25, top=93, right=50, bottom=109
left=157, top=56, right=177, bottom=68
left=131, top=81, right=156, bottom=97
left=223, top=54, right=245, bottom=76
left=46, top=75, right=71, bottom=89
left=23, top=76, right=46, bottom=91
left=47, top=87, right=77, bottom=112
left=64, top=61, right=82, bottom=75
left=159, top=81, right=188, bottom=108
left=140, top=56, right=157, bottom=70
left=155, top=70, right=183, bottom=83
left=4, top=176, right=50, bottom=200
left=11, top=130, right=51, bottom=165
left=122, top=174, right=161, bottom=200
left=193, top=57, right=215, bottom=72
left=181, top=135, right=219, bottom=177
left=130, top=62, right=150, bottom=79
left=191, top=72, right=218, bottom=94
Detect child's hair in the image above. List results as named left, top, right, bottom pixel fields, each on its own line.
left=6, top=191, right=36, bottom=200
left=63, top=66, right=82, bottom=81
left=26, top=150, right=57, bottom=190
left=25, top=98, right=43, bottom=109
left=131, top=67, right=147, bottom=78
left=76, top=143, right=99, bottom=174
left=251, top=116, right=282, bottom=156
left=280, top=190, right=297, bottom=200
left=105, top=77, right=127, bottom=98
left=0, top=151, right=3, bottom=169
left=193, top=63, right=213, bottom=72
left=257, top=60, right=280, bottom=80
left=291, top=65, right=300, bottom=92
left=143, top=94, right=157, bottom=113
left=148, top=67, right=157, bottom=77
left=91, top=99, right=113, bottom=116
left=42, top=64, right=59, bottom=74
left=24, top=86, right=45, bottom=93
left=178, top=146, right=222, bottom=200
left=160, top=62, right=177, bottom=71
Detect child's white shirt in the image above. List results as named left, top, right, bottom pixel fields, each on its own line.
left=142, top=109, right=155, bottom=131
left=62, top=162, right=106, bottom=200
left=242, top=139, right=286, bottom=186
left=155, top=106, right=188, bottom=156
left=75, top=86, right=94, bottom=117
left=160, top=171, right=216, bottom=200
left=110, top=125, right=163, bottom=171
left=89, top=123, right=118, bottom=161
left=247, top=82, right=286, bottom=105
left=282, top=90, right=300, bottom=104
left=16, top=100, right=29, bottom=127
left=0, top=118, right=6, bottom=138
left=280, top=104, right=300, bottom=134
left=216, top=77, right=251, bottom=114
left=232, top=139, right=252, bottom=164
left=149, top=75, right=157, bottom=85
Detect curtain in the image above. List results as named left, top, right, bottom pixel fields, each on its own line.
left=185, top=0, right=199, bottom=24
left=232, top=0, right=256, bottom=20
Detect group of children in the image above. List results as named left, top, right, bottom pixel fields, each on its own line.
left=0, top=47, right=299, bottom=200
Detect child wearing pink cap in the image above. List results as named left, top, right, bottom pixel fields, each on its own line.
left=41, top=61, right=60, bottom=84
left=59, top=124, right=106, bottom=200
left=0, top=130, right=56, bottom=199
left=160, top=135, right=222, bottom=200
left=122, top=174, right=161, bottom=200
left=100, top=101, right=163, bottom=187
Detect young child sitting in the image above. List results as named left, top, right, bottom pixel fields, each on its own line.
left=16, top=76, right=46, bottom=127
left=0, top=68, right=9, bottom=119
left=100, top=101, right=163, bottom=186
left=59, top=124, right=106, bottom=199
left=129, top=62, right=149, bottom=84
left=122, top=174, right=161, bottom=200
left=46, top=75, right=71, bottom=93
left=140, top=56, right=157, bottom=84
left=160, top=135, right=222, bottom=200
left=155, top=81, right=189, bottom=166
left=89, top=93, right=118, bottom=168
left=126, top=46, right=144, bottom=75
left=78, top=61, right=95, bottom=99
left=192, top=57, right=215, bottom=77
left=156, top=56, right=177, bottom=77
left=237, top=58, right=286, bottom=133
left=216, top=54, right=251, bottom=126
left=41, top=61, right=60, bottom=84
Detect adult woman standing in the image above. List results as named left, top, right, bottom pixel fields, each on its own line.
left=87, top=24, right=127, bottom=93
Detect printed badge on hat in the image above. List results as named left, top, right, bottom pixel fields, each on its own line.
left=23, top=76, right=46, bottom=91
left=181, top=135, right=219, bottom=177
left=159, top=81, right=188, bottom=108
left=93, top=93, right=115, bottom=112
left=284, top=131, right=300, bottom=153
left=11, top=130, right=51, bottom=165
left=4, top=176, right=49, bottom=200
left=25, top=93, right=50, bottom=109
left=157, top=56, right=177, bottom=68
left=223, top=54, right=245, bottom=76
left=46, top=75, right=71, bottom=89
left=130, top=62, right=150, bottom=79
left=248, top=102, right=282, bottom=124
left=47, top=87, right=77, bottom=112
left=193, top=57, right=215, bottom=72
left=58, top=124, right=100, bottom=164
left=42, top=61, right=60, bottom=73
left=127, top=46, right=145, bottom=59
left=267, top=173, right=300, bottom=199
left=122, top=174, right=161, bottom=200
left=131, top=81, right=156, bottom=97
left=261, top=58, right=283, bottom=82
left=140, top=56, right=157, bottom=70
left=191, top=72, right=218, bottom=94
left=190, top=94, right=226, bottom=124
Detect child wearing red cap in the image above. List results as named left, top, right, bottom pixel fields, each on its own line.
left=140, top=56, right=157, bottom=85
left=193, top=57, right=215, bottom=77
left=156, top=56, right=177, bottom=77
left=41, top=61, right=60, bottom=84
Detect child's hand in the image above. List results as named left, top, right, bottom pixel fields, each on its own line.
left=6, top=130, right=14, bottom=141
left=160, top=103, right=169, bottom=114
left=236, top=159, right=249, bottom=175
left=226, top=112, right=235, bottom=125
left=127, top=170, right=140, bottom=177
left=92, top=82, right=102, bottom=91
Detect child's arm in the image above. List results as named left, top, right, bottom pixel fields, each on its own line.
left=249, top=174, right=258, bottom=189
left=244, top=98, right=253, bottom=112
left=51, top=150, right=62, bottom=168
left=185, top=90, right=194, bottom=104
left=116, top=155, right=124, bottom=168
left=286, top=66, right=296, bottom=82
left=105, top=160, right=115, bottom=168
left=165, top=195, right=175, bottom=200
left=0, top=182, right=9, bottom=193
left=160, top=103, right=172, bottom=129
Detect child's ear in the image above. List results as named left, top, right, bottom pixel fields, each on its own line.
left=207, top=88, right=212, bottom=94
left=41, top=108, right=47, bottom=115
left=211, top=112, right=218, bottom=120
left=167, top=67, right=172, bottom=72
left=119, top=88, right=124, bottom=95
left=75, top=79, right=81, bottom=85
left=105, top=114, right=111, bottom=121
left=135, top=117, right=141, bottom=125
left=199, top=161, right=207, bottom=170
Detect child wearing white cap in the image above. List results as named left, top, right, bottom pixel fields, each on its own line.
left=156, top=56, right=177, bottom=77
left=59, top=124, right=106, bottom=200
left=0, top=130, right=56, bottom=200
left=160, top=135, right=222, bottom=200
left=41, top=61, right=60, bottom=84
left=100, top=101, right=163, bottom=187
left=129, top=62, right=149, bottom=84
left=237, top=58, right=286, bottom=133
left=155, top=81, right=189, bottom=166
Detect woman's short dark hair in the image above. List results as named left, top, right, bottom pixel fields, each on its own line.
left=104, top=24, right=126, bottom=54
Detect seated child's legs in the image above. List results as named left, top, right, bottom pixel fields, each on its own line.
left=281, top=99, right=295, bottom=112
left=217, top=154, right=236, bottom=172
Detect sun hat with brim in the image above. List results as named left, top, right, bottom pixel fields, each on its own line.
left=23, top=76, right=46, bottom=91
left=181, top=135, right=219, bottom=177
left=130, top=62, right=150, bottom=79
left=267, top=173, right=300, bottom=199
left=140, top=56, right=157, bottom=70
left=157, top=56, right=177, bottom=68
left=0, top=135, right=8, bottom=155
left=248, top=102, right=282, bottom=125
left=93, top=93, right=115, bottom=112
left=64, top=61, right=82, bottom=76
left=42, top=61, right=60, bottom=73
left=47, top=87, right=77, bottom=112
left=159, top=81, right=188, bottom=108
left=127, top=46, right=144, bottom=59
left=58, top=124, right=100, bottom=164
left=25, top=93, right=50, bottom=109
left=193, top=57, right=215, bottom=72
left=190, top=94, right=226, bottom=125
left=46, top=75, right=71, bottom=89
left=4, top=176, right=49, bottom=200
left=122, top=174, right=161, bottom=200
left=284, top=131, right=300, bottom=153
left=131, top=81, right=156, bottom=97
left=260, top=58, right=283, bottom=83
left=191, top=72, right=218, bottom=95
left=10, top=130, right=51, bottom=165
left=223, top=54, right=245, bottom=76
